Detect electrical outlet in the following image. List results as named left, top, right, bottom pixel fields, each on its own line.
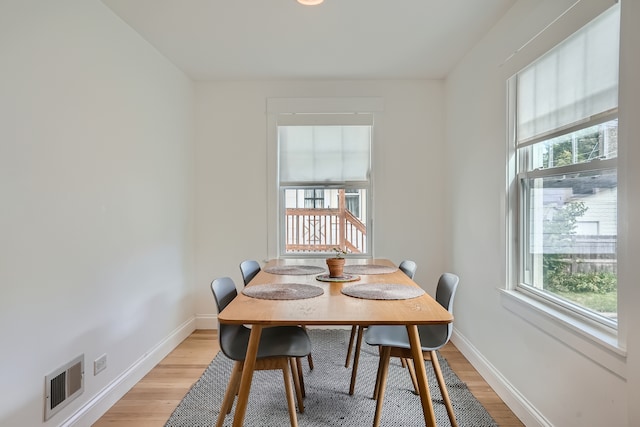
left=94, top=354, right=107, bottom=375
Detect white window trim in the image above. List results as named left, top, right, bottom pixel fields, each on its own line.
left=503, top=0, right=627, bottom=375
left=266, top=97, right=383, bottom=259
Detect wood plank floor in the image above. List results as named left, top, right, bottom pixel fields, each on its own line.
left=93, top=329, right=524, bottom=426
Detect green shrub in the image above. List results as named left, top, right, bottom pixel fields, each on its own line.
left=546, top=271, right=617, bottom=294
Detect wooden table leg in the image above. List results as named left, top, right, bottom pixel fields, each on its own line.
left=348, top=325, right=364, bottom=395
left=232, top=324, right=262, bottom=427
left=406, top=324, right=437, bottom=427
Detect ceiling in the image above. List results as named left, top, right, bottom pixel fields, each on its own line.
left=102, top=0, right=515, bottom=81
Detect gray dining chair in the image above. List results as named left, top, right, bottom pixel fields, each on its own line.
left=398, top=260, right=417, bottom=279
left=239, top=259, right=261, bottom=286
left=239, top=260, right=315, bottom=372
left=345, top=260, right=417, bottom=395
left=211, top=277, right=311, bottom=427
left=365, top=273, right=459, bottom=427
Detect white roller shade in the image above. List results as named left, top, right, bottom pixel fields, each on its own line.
left=516, top=4, right=619, bottom=145
left=279, top=124, right=371, bottom=185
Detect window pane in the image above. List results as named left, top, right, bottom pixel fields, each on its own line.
left=279, top=125, right=371, bottom=183
left=304, top=189, right=324, bottom=208
left=284, top=188, right=367, bottom=255
left=521, top=168, right=617, bottom=321
left=529, top=120, right=618, bottom=169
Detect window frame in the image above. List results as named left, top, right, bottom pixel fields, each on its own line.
left=266, top=97, right=383, bottom=260
left=506, top=2, right=621, bottom=336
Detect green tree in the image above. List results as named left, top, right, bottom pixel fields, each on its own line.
left=543, top=201, right=587, bottom=279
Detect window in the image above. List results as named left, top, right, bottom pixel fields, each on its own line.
left=345, top=189, right=361, bottom=218
left=510, top=4, right=620, bottom=328
left=277, top=113, right=372, bottom=257
left=304, top=189, right=325, bottom=209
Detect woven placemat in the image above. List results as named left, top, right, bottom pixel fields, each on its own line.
left=263, top=265, right=327, bottom=275
left=315, top=273, right=361, bottom=283
left=242, top=283, right=324, bottom=300
left=343, top=264, right=398, bottom=275
left=341, top=283, right=425, bottom=300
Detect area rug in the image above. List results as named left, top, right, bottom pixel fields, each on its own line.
left=165, top=329, right=497, bottom=427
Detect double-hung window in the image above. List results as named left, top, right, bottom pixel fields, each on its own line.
left=510, top=4, right=620, bottom=328
left=276, top=113, right=373, bottom=257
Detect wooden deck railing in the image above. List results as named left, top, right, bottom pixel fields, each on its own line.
left=285, top=207, right=366, bottom=254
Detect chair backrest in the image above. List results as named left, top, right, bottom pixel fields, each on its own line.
left=239, top=260, right=261, bottom=286
left=211, top=277, right=246, bottom=360
left=398, top=260, right=417, bottom=279
left=435, top=272, right=459, bottom=342
left=416, top=273, right=458, bottom=349
left=211, top=276, right=238, bottom=313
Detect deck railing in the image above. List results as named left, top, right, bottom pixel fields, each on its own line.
left=285, top=208, right=366, bottom=254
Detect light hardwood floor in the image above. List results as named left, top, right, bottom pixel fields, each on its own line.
left=93, top=329, right=524, bottom=427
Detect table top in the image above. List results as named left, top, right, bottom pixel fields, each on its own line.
left=217, top=258, right=453, bottom=326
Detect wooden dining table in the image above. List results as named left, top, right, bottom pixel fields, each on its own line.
left=217, top=258, right=454, bottom=427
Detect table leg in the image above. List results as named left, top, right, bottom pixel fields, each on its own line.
left=232, top=324, right=262, bottom=427
left=406, top=324, right=437, bottom=427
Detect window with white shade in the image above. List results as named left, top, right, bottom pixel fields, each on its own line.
left=276, top=113, right=372, bottom=257
left=509, top=4, right=620, bottom=328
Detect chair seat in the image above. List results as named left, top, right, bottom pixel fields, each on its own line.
left=220, top=325, right=312, bottom=361
left=364, top=324, right=448, bottom=351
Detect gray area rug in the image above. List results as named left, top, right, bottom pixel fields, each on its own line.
left=165, top=329, right=497, bottom=426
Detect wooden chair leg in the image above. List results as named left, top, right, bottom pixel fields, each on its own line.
left=372, top=346, right=383, bottom=400
left=289, top=358, right=305, bottom=413
left=227, top=363, right=243, bottom=414
left=405, top=358, right=420, bottom=395
left=345, top=325, right=357, bottom=367
left=307, top=353, right=314, bottom=370
left=430, top=351, right=458, bottom=427
left=400, top=357, right=407, bottom=368
left=373, top=346, right=392, bottom=427
left=349, top=325, right=365, bottom=395
left=295, top=357, right=306, bottom=398
left=281, top=359, right=299, bottom=427
left=301, top=325, right=314, bottom=370
left=216, top=361, right=242, bottom=427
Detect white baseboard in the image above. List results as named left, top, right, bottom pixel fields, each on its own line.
left=196, top=313, right=218, bottom=330
left=59, top=317, right=197, bottom=427
left=451, top=328, right=552, bottom=427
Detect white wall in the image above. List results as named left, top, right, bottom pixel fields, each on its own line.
left=4, top=1, right=637, bottom=426
left=0, top=1, right=195, bottom=426
left=445, top=0, right=638, bottom=425
left=194, top=80, right=446, bottom=324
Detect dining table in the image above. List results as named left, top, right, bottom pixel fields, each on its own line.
left=216, top=258, right=454, bottom=427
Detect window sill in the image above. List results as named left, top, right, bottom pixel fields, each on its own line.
left=499, top=288, right=627, bottom=379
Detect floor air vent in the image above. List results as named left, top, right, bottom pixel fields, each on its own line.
left=44, top=354, right=84, bottom=421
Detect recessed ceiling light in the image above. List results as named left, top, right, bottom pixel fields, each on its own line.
left=297, top=0, right=324, bottom=5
